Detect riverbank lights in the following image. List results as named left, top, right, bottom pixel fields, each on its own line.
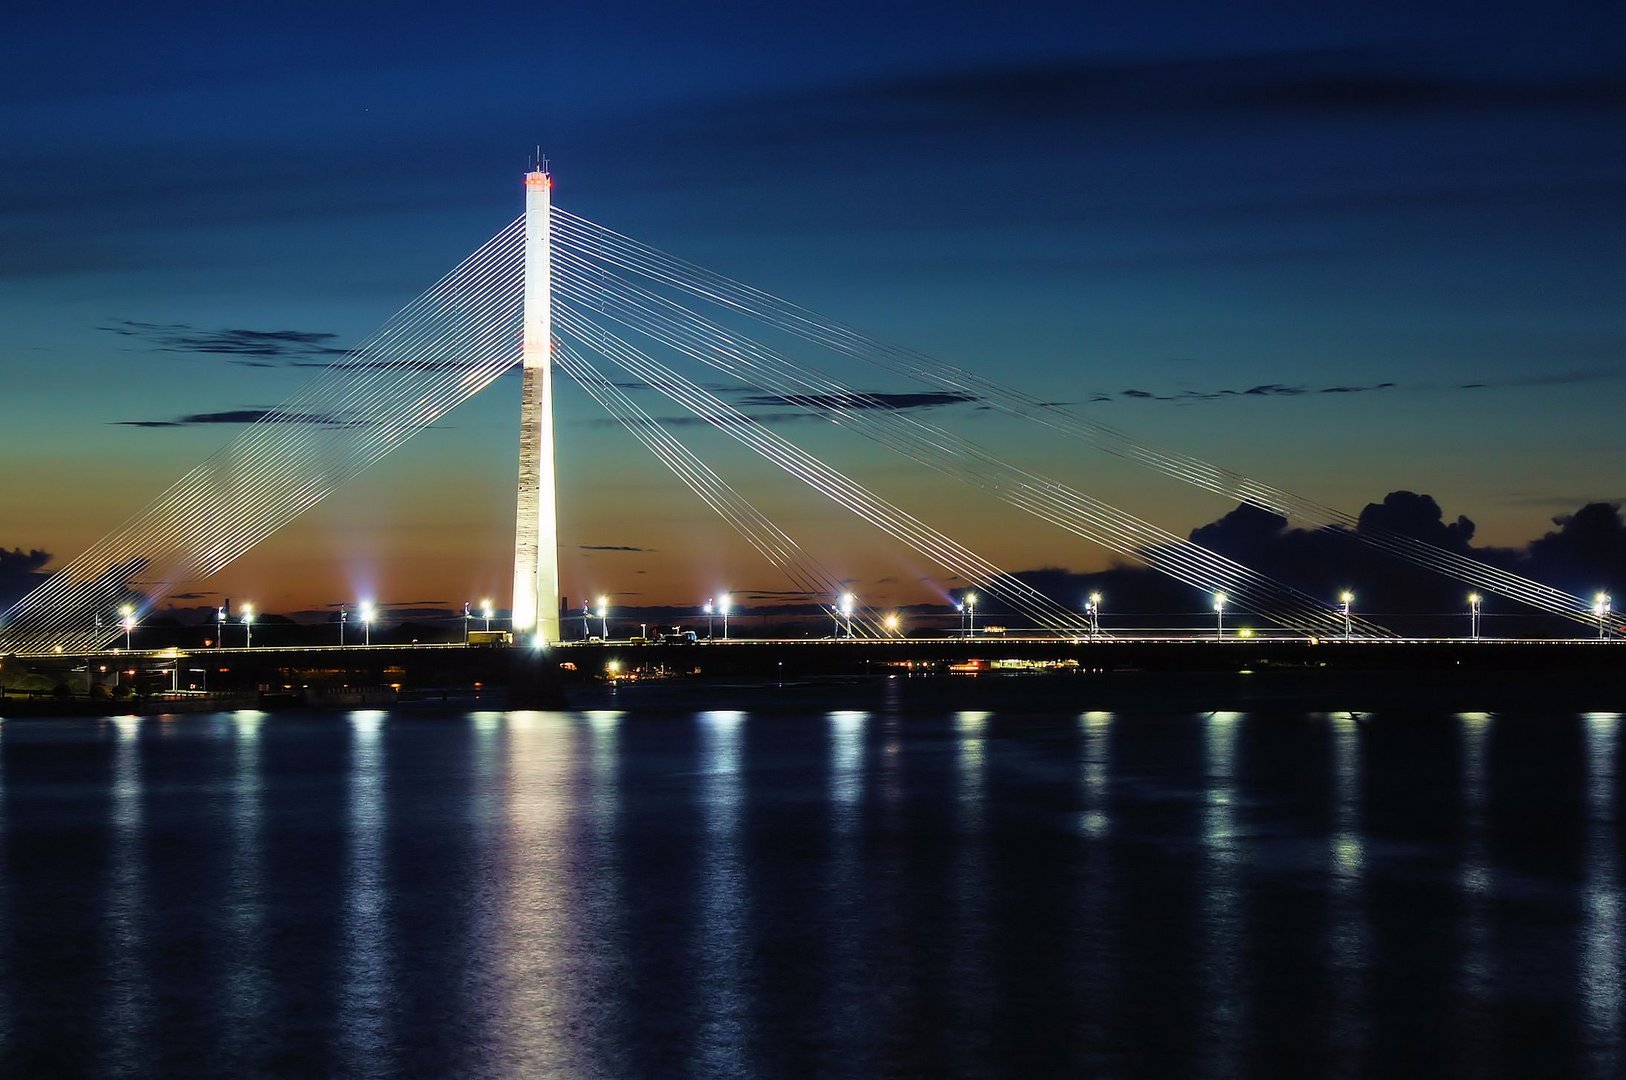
left=1214, top=592, right=1227, bottom=639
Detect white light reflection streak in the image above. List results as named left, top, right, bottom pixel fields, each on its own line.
left=696, top=710, right=748, bottom=1076
left=224, top=712, right=266, bottom=1067
left=826, top=711, right=869, bottom=1062
left=952, top=712, right=991, bottom=1054
left=1456, top=712, right=1493, bottom=1074
left=102, top=715, right=150, bottom=1074
left=339, top=711, right=391, bottom=1076
left=498, top=712, right=577, bottom=1071
left=1326, top=713, right=1369, bottom=1061
left=1582, top=712, right=1621, bottom=1079
left=1077, top=712, right=1115, bottom=1045
left=1201, top=711, right=1244, bottom=1078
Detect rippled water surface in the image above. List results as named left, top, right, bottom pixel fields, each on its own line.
left=0, top=697, right=1621, bottom=1077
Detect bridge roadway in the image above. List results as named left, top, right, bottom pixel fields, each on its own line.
left=4, top=635, right=1619, bottom=711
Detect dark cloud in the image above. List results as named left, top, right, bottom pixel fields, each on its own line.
left=1107, top=382, right=1395, bottom=403
left=579, top=544, right=651, bottom=552
left=992, top=492, right=1625, bottom=627
left=104, top=320, right=350, bottom=365
left=0, top=548, right=52, bottom=609
left=737, top=391, right=978, bottom=412
left=114, top=409, right=353, bottom=428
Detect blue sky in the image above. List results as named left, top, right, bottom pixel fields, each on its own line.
left=3, top=0, right=1624, bottom=613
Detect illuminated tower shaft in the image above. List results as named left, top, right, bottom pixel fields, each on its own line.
left=511, top=166, right=560, bottom=642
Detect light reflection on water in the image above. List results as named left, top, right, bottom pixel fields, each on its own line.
left=339, top=711, right=390, bottom=1076
left=102, top=715, right=149, bottom=1075
left=1583, top=712, right=1622, bottom=1080
left=0, top=706, right=1618, bottom=1077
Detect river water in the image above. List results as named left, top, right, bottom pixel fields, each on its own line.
left=0, top=685, right=1620, bottom=1077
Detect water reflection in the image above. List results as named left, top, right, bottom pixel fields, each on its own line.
left=102, top=715, right=149, bottom=1075
left=497, top=713, right=577, bottom=1072
left=695, top=711, right=747, bottom=1076
left=1456, top=711, right=1494, bottom=1074
left=1326, top=713, right=1369, bottom=1060
left=224, top=712, right=266, bottom=1066
left=1201, top=711, right=1244, bottom=1077
left=1582, top=713, right=1622, bottom=1079
left=339, top=711, right=390, bottom=1076
left=0, top=705, right=1617, bottom=1074
left=951, top=711, right=991, bottom=1070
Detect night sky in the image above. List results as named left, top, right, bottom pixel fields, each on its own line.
left=4, top=1, right=1624, bottom=618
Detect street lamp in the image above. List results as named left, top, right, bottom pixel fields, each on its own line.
left=119, top=604, right=135, bottom=651
left=481, top=599, right=493, bottom=631
left=597, top=596, right=610, bottom=640
left=360, top=602, right=375, bottom=646
left=966, top=592, right=978, bottom=638
left=1596, top=593, right=1612, bottom=640
left=704, top=598, right=715, bottom=640
left=719, top=593, right=732, bottom=640
left=1214, top=592, right=1227, bottom=639
left=1339, top=591, right=1354, bottom=642
left=339, top=604, right=348, bottom=646
left=840, top=592, right=855, bottom=638
left=955, top=600, right=965, bottom=638
left=216, top=606, right=226, bottom=649
left=884, top=612, right=901, bottom=637
left=242, top=603, right=254, bottom=649
left=1086, top=592, right=1102, bottom=638
left=1468, top=593, right=1481, bottom=641
left=463, top=602, right=472, bottom=643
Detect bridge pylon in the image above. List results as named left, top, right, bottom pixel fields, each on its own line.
left=511, top=161, right=561, bottom=643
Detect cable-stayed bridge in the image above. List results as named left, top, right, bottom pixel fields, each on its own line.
left=0, top=164, right=1616, bottom=658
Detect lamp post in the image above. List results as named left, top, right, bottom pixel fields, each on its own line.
left=719, top=594, right=731, bottom=640
left=216, top=606, right=226, bottom=649
left=1086, top=592, right=1102, bottom=638
left=361, top=602, right=375, bottom=647
left=339, top=604, right=348, bottom=646
left=840, top=592, right=855, bottom=638
left=120, top=604, right=135, bottom=651
left=966, top=592, right=977, bottom=638
left=242, top=603, right=254, bottom=649
left=1596, top=593, right=1612, bottom=640
left=1214, top=592, right=1227, bottom=640
left=463, top=602, right=472, bottom=644
left=704, top=599, right=715, bottom=640
left=884, top=612, right=901, bottom=637
left=955, top=600, right=965, bottom=638
left=481, top=600, right=493, bottom=631
left=1468, top=593, right=1481, bottom=641
left=1340, top=591, right=1354, bottom=642
left=597, top=596, right=609, bottom=640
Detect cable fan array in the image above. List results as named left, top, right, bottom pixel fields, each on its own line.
left=553, top=209, right=1605, bottom=633
left=0, top=220, right=525, bottom=655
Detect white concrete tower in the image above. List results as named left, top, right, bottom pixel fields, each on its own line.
left=511, top=163, right=560, bottom=642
